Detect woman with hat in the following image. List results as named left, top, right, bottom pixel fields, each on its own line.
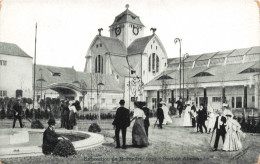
left=161, top=101, right=172, bottom=125
left=222, top=110, right=244, bottom=151
left=131, top=101, right=149, bottom=147
left=68, top=100, right=80, bottom=130
left=183, top=101, right=192, bottom=127
left=42, top=118, right=65, bottom=155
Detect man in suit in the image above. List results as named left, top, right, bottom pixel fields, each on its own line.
left=197, top=104, right=207, bottom=133
left=176, top=98, right=183, bottom=117
left=42, top=118, right=65, bottom=155
left=157, top=103, right=164, bottom=129
left=112, top=99, right=130, bottom=149
left=13, top=98, right=23, bottom=128
left=213, top=109, right=227, bottom=151
left=142, top=102, right=150, bottom=137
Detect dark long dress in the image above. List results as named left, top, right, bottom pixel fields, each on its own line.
left=42, top=127, right=60, bottom=155
left=132, top=108, right=149, bottom=147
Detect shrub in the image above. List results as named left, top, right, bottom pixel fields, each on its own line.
left=169, top=106, right=177, bottom=115
left=6, top=107, right=13, bottom=119
left=53, top=140, right=76, bottom=157
left=0, top=109, right=6, bottom=119
left=31, top=120, right=44, bottom=129
left=88, top=123, right=101, bottom=133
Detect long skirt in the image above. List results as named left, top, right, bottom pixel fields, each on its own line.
left=132, top=118, right=149, bottom=147
left=69, top=112, right=77, bottom=129
left=223, top=130, right=242, bottom=151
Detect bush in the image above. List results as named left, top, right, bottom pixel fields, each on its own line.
left=169, top=106, right=177, bottom=115
left=31, top=120, right=44, bottom=129
left=0, top=109, right=6, bottom=119
left=88, top=123, right=101, bottom=133
left=53, top=140, right=76, bottom=157
left=6, top=107, right=13, bottom=119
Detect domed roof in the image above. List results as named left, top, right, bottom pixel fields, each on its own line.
left=110, top=7, right=144, bottom=27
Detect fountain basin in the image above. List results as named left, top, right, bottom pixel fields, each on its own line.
left=0, top=128, right=104, bottom=158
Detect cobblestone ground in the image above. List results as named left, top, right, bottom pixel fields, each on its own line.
left=1, top=116, right=259, bottom=164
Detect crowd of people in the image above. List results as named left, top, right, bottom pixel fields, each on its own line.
left=59, top=100, right=81, bottom=130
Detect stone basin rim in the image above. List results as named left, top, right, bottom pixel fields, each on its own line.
left=0, top=128, right=104, bottom=158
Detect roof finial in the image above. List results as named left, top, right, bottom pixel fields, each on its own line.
left=98, top=28, right=103, bottom=36
left=125, top=4, right=129, bottom=9
left=150, top=28, right=157, bottom=35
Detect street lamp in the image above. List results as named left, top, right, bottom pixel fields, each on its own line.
left=174, top=38, right=182, bottom=99
left=182, top=53, right=189, bottom=101
left=97, top=82, right=104, bottom=120
left=36, top=68, right=46, bottom=101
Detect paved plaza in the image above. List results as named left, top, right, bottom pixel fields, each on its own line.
left=0, top=116, right=259, bottom=164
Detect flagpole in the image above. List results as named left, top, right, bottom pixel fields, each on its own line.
left=32, top=23, right=37, bottom=120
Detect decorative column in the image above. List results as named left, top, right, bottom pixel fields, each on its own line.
left=186, top=89, right=189, bottom=101
left=171, top=90, right=174, bottom=107
left=157, top=90, right=160, bottom=108
left=204, top=87, right=207, bottom=107
left=222, top=87, right=226, bottom=103
left=244, top=85, right=247, bottom=109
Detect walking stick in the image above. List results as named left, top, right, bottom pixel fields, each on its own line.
left=154, top=119, right=158, bottom=128
left=210, top=130, right=214, bottom=144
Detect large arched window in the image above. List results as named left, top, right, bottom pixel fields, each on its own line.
left=95, top=55, right=103, bottom=73
left=149, top=53, right=160, bottom=73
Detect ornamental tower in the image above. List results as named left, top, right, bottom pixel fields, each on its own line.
left=109, top=4, right=145, bottom=48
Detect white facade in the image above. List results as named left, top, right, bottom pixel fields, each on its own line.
left=0, top=54, right=32, bottom=98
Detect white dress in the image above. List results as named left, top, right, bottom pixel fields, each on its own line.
left=183, top=106, right=192, bottom=126
left=223, top=119, right=243, bottom=151
left=162, top=105, right=172, bottom=125
left=207, top=112, right=216, bottom=131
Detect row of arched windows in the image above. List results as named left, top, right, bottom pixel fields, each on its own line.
left=148, top=53, right=159, bottom=73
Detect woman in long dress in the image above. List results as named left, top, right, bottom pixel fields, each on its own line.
left=183, top=101, right=192, bottom=127
left=131, top=101, right=149, bottom=147
left=161, top=102, right=172, bottom=125
left=223, top=110, right=244, bottom=151
left=68, top=100, right=77, bottom=130
left=207, top=105, right=216, bottom=133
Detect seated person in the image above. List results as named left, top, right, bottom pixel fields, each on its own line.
left=42, top=118, right=66, bottom=155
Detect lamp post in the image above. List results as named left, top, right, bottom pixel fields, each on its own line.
left=36, top=68, right=46, bottom=100
left=174, top=38, right=182, bottom=99
left=97, top=82, right=104, bottom=120
left=182, top=53, right=189, bottom=101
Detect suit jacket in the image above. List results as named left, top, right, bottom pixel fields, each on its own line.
left=214, top=116, right=226, bottom=134
left=13, top=102, right=22, bottom=116
left=142, top=106, right=150, bottom=127
left=112, top=107, right=130, bottom=129
left=42, top=127, right=60, bottom=154
left=157, top=107, right=164, bottom=120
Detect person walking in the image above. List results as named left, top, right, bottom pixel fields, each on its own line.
left=112, top=100, right=130, bottom=149
left=157, top=103, right=164, bottom=129
left=141, top=102, right=150, bottom=137
left=131, top=101, right=149, bottom=147
left=13, top=98, right=23, bottom=128
left=176, top=98, right=183, bottom=118
left=183, top=101, right=192, bottom=127
left=191, top=102, right=197, bottom=127
left=212, top=109, right=227, bottom=151
left=197, top=104, right=207, bottom=133
left=162, top=101, right=172, bottom=125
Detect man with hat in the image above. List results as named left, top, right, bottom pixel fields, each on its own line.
left=42, top=118, right=64, bottom=155
left=12, top=97, right=23, bottom=128
left=112, top=99, right=130, bottom=149
left=156, top=102, right=164, bottom=129
left=212, top=108, right=227, bottom=151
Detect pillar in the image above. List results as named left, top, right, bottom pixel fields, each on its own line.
left=244, top=85, right=247, bottom=109
left=204, top=88, right=207, bottom=107
left=187, top=89, right=189, bottom=101
left=222, top=87, right=226, bottom=103
left=171, top=90, right=174, bottom=107
left=157, top=90, right=160, bottom=108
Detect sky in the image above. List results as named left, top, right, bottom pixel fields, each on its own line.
left=0, top=0, right=259, bottom=71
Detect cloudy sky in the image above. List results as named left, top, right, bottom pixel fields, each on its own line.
left=0, top=0, right=259, bottom=71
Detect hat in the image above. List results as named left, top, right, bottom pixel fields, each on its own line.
left=134, top=101, right=145, bottom=108
left=119, top=99, right=125, bottom=105
left=48, top=118, right=56, bottom=126
left=160, top=101, right=166, bottom=105
left=224, top=110, right=233, bottom=117
left=222, top=103, right=228, bottom=107
left=69, top=100, right=75, bottom=105
left=186, top=101, right=192, bottom=105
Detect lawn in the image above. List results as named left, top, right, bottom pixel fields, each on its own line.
left=0, top=117, right=259, bottom=164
